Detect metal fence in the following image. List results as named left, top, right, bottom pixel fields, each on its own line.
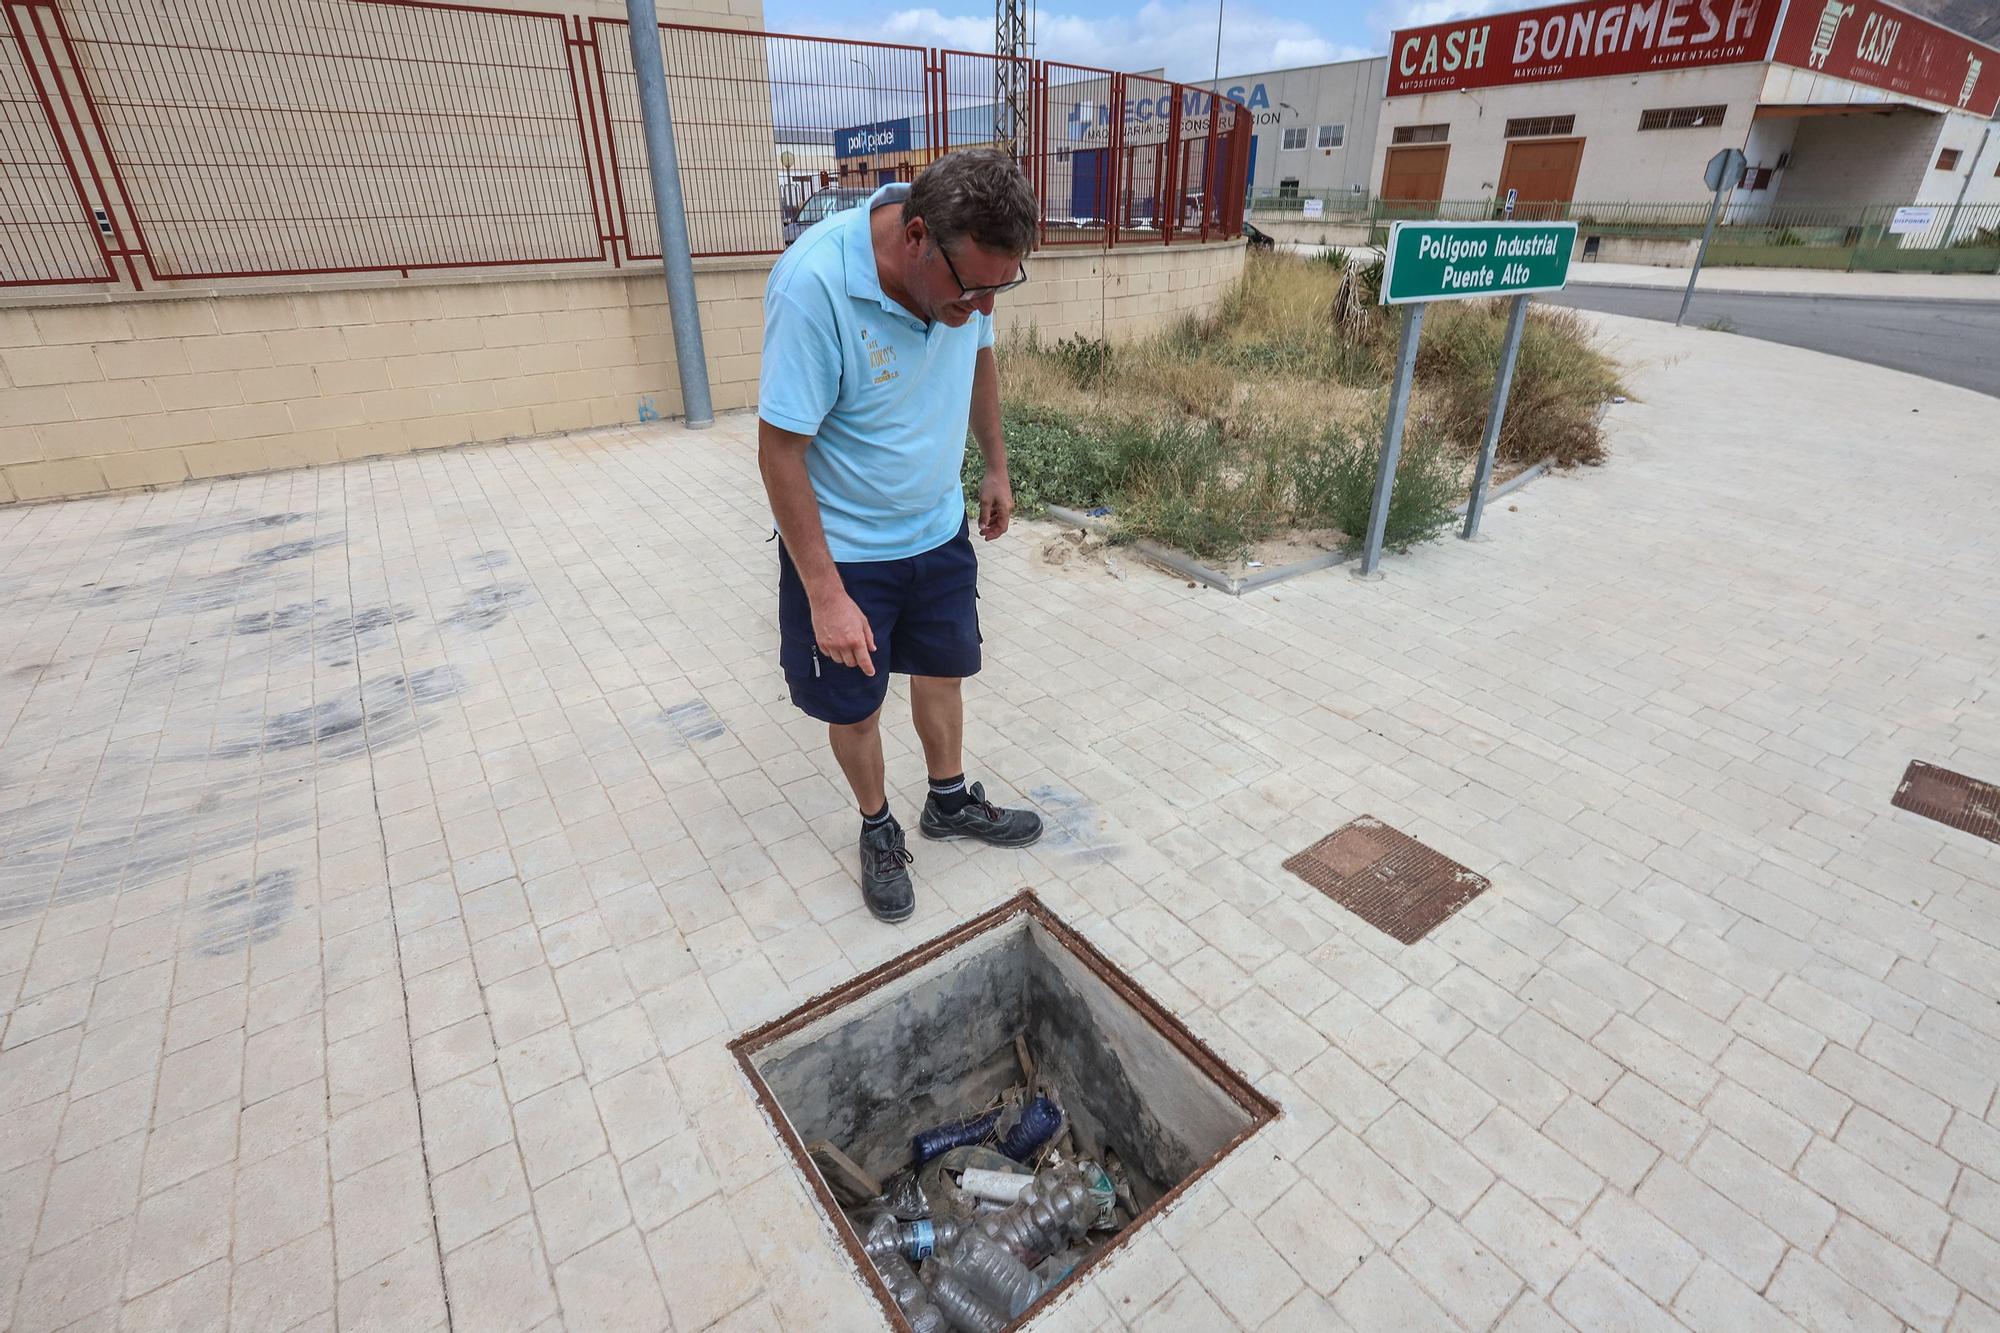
left=1, top=0, right=1252, bottom=291
left=1364, top=198, right=2000, bottom=274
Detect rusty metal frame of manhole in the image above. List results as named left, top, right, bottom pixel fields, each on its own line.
left=727, top=890, right=1279, bottom=1333
left=1283, top=815, right=1491, bottom=944
left=1892, top=761, right=2000, bottom=846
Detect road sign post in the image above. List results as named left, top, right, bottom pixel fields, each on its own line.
left=1462, top=292, right=1530, bottom=541
left=1355, top=220, right=1577, bottom=577
left=1678, top=147, right=1745, bottom=327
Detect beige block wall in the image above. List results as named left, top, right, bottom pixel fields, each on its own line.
left=0, top=240, right=1243, bottom=505
left=0, top=263, right=768, bottom=504
left=992, top=239, right=1247, bottom=346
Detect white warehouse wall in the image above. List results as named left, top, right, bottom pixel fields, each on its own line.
left=1372, top=64, right=1769, bottom=203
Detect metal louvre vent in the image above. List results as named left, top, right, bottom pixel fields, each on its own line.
left=1892, top=761, right=2000, bottom=846
left=1283, top=816, right=1491, bottom=944
left=1638, top=104, right=1727, bottom=130
left=1505, top=115, right=1576, bottom=137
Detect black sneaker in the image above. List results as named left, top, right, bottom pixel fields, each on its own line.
left=859, top=816, right=915, bottom=922
left=919, top=782, right=1044, bottom=848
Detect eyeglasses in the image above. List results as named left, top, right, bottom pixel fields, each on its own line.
left=936, top=243, right=1029, bottom=299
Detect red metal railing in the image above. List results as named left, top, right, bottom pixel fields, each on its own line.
left=2, top=0, right=1253, bottom=290
left=3, top=1, right=119, bottom=286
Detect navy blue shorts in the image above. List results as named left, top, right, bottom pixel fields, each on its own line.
left=778, top=521, right=982, bottom=725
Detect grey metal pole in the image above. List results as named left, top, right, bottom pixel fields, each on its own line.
left=626, top=0, right=713, bottom=428
left=1355, top=302, right=1426, bottom=579
left=1462, top=293, right=1529, bottom=541
left=1676, top=184, right=1725, bottom=328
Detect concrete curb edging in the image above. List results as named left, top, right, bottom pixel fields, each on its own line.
left=1044, top=454, right=1558, bottom=595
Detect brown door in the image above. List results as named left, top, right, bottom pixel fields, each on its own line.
left=1497, top=138, right=1584, bottom=218
left=1381, top=144, right=1449, bottom=206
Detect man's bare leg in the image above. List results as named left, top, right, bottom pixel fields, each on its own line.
left=910, top=675, right=964, bottom=781
left=911, top=676, right=1044, bottom=847
left=829, top=709, right=887, bottom=814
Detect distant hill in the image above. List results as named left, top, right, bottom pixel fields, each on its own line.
left=1897, top=0, right=2000, bottom=47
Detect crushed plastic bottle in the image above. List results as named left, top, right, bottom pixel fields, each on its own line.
left=865, top=1213, right=961, bottom=1264
left=1076, top=1158, right=1117, bottom=1229
left=927, top=1265, right=1008, bottom=1333
left=938, top=1228, right=1045, bottom=1320
left=870, top=1245, right=948, bottom=1333
left=911, top=1109, right=1001, bottom=1167
left=980, top=1165, right=1093, bottom=1264
left=997, top=1096, right=1062, bottom=1162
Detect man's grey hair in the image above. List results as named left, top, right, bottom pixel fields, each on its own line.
left=903, top=148, right=1038, bottom=256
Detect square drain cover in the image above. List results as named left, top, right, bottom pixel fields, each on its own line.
left=1284, top=816, right=1490, bottom=944
left=1893, top=761, right=2000, bottom=846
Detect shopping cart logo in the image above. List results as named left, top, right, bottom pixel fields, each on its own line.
left=1809, top=1, right=1853, bottom=69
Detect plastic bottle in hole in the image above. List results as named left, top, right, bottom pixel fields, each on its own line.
left=865, top=1215, right=949, bottom=1332
left=939, top=1227, right=1046, bottom=1319
left=865, top=1213, right=960, bottom=1265
left=926, top=1265, right=1009, bottom=1333
left=980, top=1165, right=1093, bottom=1263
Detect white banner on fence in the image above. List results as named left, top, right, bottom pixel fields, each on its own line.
left=1889, top=206, right=1936, bottom=235
left=1302, top=199, right=1324, bottom=219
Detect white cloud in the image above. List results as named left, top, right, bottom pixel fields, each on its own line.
left=1367, top=0, right=1518, bottom=42
left=774, top=1, right=1373, bottom=83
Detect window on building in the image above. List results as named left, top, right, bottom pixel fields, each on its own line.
left=1392, top=123, right=1449, bottom=144
left=1936, top=148, right=1962, bottom=171
left=1278, top=178, right=1300, bottom=199
left=1281, top=127, right=1308, bottom=150
left=1504, top=115, right=1576, bottom=138
left=1638, top=104, right=1728, bottom=130
left=1317, top=124, right=1344, bottom=149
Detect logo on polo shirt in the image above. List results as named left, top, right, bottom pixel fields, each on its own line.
left=863, top=328, right=899, bottom=385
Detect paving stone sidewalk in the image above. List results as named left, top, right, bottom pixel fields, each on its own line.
left=1, top=311, right=1997, bottom=1331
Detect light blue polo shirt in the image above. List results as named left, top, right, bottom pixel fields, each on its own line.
left=759, top=183, right=994, bottom=563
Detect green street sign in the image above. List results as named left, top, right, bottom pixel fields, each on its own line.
left=1380, top=221, right=1577, bottom=305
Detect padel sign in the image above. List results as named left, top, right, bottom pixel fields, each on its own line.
left=1380, top=221, right=1578, bottom=304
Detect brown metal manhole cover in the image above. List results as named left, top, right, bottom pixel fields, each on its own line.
left=1283, top=816, right=1490, bottom=944
left=1893, top=761, right=2000, bottom=846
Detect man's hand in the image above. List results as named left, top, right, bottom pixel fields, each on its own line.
left=812, top=589, right=877, bottom=676
left=978, top=469, right=1014, bottom=541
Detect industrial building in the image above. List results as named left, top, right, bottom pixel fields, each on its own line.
left=1196, top=58, right=1389, bottom=203
left=1368, top=0, right=2000, bottom=227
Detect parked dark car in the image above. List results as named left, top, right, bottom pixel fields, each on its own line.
left=1243, top=221, right=1274, bottom=251
left=783, top=187, right=873, bottom=246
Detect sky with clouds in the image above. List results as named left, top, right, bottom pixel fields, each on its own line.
left=763, top=0, right=1519, bottom=83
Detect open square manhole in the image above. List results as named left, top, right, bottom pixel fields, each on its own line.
left=730, top=892, right=1276, bottom=1331
left=1893, top=760, right=2000, bottom=846
left=1283, top=815, right=1490, bottom=944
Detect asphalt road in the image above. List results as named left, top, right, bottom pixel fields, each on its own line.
left=1542, top=285, right=2000, bottom=399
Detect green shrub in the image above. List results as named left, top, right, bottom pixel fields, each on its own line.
left=1407, top=300, right=1623, bottom=466
left=1049, top=334, right=1114, bottom=388
left=963, top=404, right=1121, bottom=518
left=1288, top=415, right=1461, bottom=554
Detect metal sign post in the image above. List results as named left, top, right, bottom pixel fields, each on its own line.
left=1677, top=147, right=1745, bottom=328
left=1356, top=304, right=1427, bottom=578
left=1462, top=292, right=1530, bottom=541
left=1356, top=220, right=1577, bottom=578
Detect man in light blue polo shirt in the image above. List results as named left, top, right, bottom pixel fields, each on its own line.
left=759, top=149, right=1044, bottom=923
